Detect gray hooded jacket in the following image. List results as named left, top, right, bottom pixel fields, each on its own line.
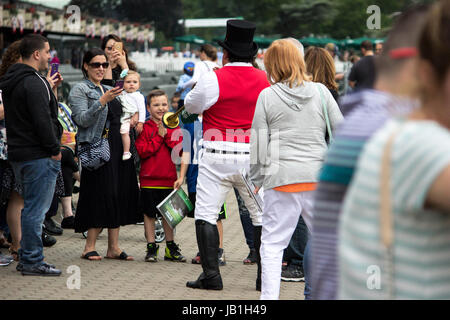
left=250, top=81, right=343, bottom=190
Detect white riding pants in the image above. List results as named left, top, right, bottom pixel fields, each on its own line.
left=194, top=146, right=262, bottom=227
left=260, top=189, right=314, bottom=300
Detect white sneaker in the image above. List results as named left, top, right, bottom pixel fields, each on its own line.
left=122, top=152, right=132, bottom=160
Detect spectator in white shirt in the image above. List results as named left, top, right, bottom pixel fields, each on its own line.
left=182, top=44, right=220, bottom=91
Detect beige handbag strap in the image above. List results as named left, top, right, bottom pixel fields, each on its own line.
left=380, top=124, right=403, bottom=299
left=380, top=133, right=396, bottom=248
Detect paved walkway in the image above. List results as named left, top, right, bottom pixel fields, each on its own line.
left=0, top=185, right=304, bottom=300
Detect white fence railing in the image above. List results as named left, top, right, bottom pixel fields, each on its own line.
left=130, top=51, right=201, bottom=74
left=130, top=51, right=265, bottom=74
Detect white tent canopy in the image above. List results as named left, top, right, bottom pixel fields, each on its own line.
left=178, top=17, right=243, bottom=28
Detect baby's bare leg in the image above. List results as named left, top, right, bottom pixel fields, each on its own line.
left=121, top=132, right=130, bottom=154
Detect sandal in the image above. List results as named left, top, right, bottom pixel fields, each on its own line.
left=8, top=248, right=19, bottom=261
left=243, top=249, right=257, bottom=265
left=105, top=251, right=134, bottom=261
left=81, top=251, right=102, bottom=260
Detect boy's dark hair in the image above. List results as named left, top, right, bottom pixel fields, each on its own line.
left=19, top=34, right=48, bottom=60
left=376, top=4, right=429, bottom=77
left=147, top=89, right=168, bottom=105
left=81, top=48, right=108, bottom=78
left=172, top=91, right=181, bottom=100
left=225, top=49, right=255, bottom=63
left=360, top=40, right=373, bottom=51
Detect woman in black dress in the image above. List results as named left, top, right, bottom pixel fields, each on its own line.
left=68, top=48, right=142, bottom=261
left=101, top=34, right=137, bottom=87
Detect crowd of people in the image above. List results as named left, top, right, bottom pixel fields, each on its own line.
left=0, top=0, right=449, bottom=300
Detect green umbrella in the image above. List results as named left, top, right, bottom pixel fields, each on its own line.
left=299, top=37, right=339, bottom=47
left=317, top=37, right=340, bottom=46
left=253, top=36, right=278, bottom=48
left=174, top=34, right=206, bottom=45
left=299, top=37, right=322, bottom=46
left=212, top=36, right=277, bottom=49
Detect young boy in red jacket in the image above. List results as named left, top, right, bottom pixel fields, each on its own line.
left=135, top=89, right=186, bottom=262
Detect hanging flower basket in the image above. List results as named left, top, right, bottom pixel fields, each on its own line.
left=4, top=4, right=16, bottom=10
left=137, top=28, right=145, bottom=43
left=100, top=22, right=109, bottom=40
left=39, top=14, right=45, bottom=34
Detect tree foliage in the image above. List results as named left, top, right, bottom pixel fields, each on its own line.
left=182, top=0, right=437, bottom=39
left=276, top=0, right=336, bottom=38
left=117, top=0, right=184, bottom=38
left=70, top=0, right=438, bottom=41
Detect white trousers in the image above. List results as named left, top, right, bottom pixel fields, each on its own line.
left=260, top=189, right=314, bottom=300
left=194, top=149, right=262, bottom=226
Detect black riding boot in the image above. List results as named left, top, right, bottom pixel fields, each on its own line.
left=186, top=220, right=223, bottom=290
left=254, top=225, right=262, bottom=291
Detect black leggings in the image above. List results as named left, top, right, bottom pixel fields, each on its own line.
left=61, top=147, right=78, bottom=197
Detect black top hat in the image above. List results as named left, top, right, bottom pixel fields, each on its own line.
left=218, top=20, right=259, bottom=58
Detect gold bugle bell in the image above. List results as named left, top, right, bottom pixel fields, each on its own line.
left=162, top=105, right=185, bottom=129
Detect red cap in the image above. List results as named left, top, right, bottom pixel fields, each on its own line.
left=389, top=47, right=418, bottom=59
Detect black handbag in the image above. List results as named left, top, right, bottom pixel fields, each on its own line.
left=78, top=120, right=110, bottom=171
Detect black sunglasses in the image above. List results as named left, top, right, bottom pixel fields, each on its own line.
left=89, top=62, right=109, bottom=69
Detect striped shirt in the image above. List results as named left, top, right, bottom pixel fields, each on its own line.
left=311, top=90, right=412, bottom=300
left=339, top=119, right=450, bottom=299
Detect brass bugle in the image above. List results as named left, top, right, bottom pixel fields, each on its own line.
left=162, top=105, right=185, bottom=129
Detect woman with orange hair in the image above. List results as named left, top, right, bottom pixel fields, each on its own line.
left=250, top=39, right=343, bottom=299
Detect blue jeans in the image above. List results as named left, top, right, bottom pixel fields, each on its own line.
left=303, top=240, right=311, bottom=300
left=11, top=158, right=60, bottom=267
left=234, top=188, right=254, bottom=250
left=283, top=215, right=308, bottom=269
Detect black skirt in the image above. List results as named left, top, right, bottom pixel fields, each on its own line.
left=74, top=98, right=143, bottom=233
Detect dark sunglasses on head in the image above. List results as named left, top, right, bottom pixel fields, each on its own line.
left=89, top=62, right=109, bottom=69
